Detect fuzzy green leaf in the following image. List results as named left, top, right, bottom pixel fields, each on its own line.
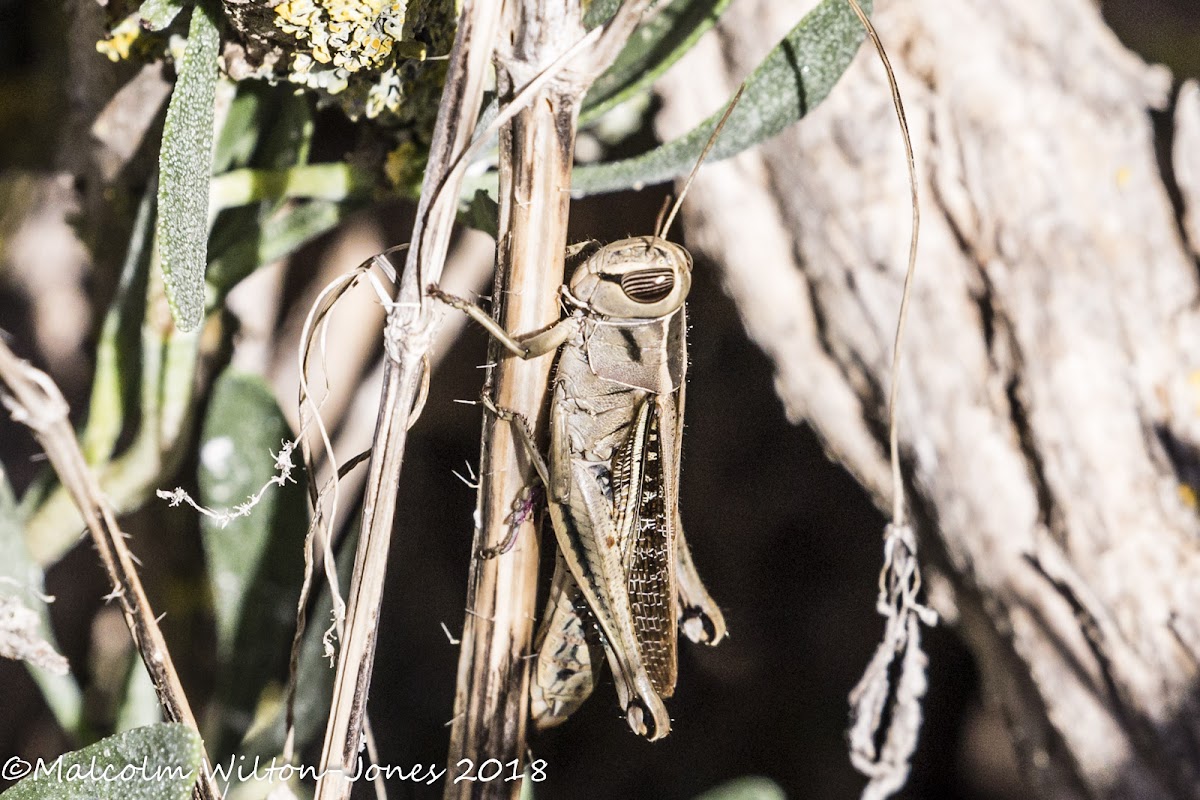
left=0, top=724, right=201, bottom=800
left=157, top=2, right=220, bottom=331
left=571, top=0, right=871, bottom=195
left=581, top=0, right=732, bottom=125
left=583, top=0, right=620, bottom=29
left=197, top=370, right=302, bottom=657
left=206, top=200, right=355, bottom=298
left=197, top=370, right=306, bottom=755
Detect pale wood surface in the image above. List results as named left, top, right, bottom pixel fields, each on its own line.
left=657, top=2, right=1200, bottom=797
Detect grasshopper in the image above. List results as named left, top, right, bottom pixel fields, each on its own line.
left=431, top=89, right=745, bottom=741
left=430, top=235, right=726, bottom=740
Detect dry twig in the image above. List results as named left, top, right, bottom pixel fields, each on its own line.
left=0, top=338, right=222, bottom=800
left=312, top=3, right=504, bottom=797
left=314, top=4, right=659, bottom=797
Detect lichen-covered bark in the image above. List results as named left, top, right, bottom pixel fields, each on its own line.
left=658, top=1, right=1200, bottom=797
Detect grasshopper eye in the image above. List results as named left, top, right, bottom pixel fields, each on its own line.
left=620, top=267, right=675, bottom=304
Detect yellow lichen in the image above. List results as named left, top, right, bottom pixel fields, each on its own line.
left=96, top=14, right=143, bottom=62
left=272, top=0, right=419, bottom=118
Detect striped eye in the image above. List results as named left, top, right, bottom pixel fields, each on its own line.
left=620, top=267, right=675, bottom=304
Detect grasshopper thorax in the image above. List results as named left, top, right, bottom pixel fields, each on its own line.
left=565, top=235, right=692, bottom=320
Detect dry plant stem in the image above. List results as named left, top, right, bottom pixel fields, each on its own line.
left=443, top=11, right=581, bottom=797
left=315, top=3, right=652, bottom=794
left=0, top=340, right=221, bottom=800
left=312, top=3, right=502, bottom=799
left=444, top=4, right=652, bottom=797
left=844, top=0, right=920, bottom=529
left=840, top=3, right=931, bottom=798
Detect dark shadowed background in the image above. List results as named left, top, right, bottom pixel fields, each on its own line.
left=1, top=1, right=1197, bottom=798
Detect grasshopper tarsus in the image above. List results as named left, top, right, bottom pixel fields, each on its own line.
left=626, top=697, right=669, bottom=741
left=477, top=540, right=513, bottom=560
left=425, top=283, right=456, bottom=306
left=478, top=392, right=528, bottom=431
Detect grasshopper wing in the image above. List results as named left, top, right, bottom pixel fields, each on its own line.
left=612, top=393, right=681, bottom=698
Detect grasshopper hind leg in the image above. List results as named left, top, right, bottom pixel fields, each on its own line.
left=676, top=522, right=727, bottom=646
left=531, top=558, right=603, bottom=729
left=557, top=466, right=673, bottom=740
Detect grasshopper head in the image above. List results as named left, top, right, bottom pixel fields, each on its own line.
left=565, top=236, right=692, bottom=319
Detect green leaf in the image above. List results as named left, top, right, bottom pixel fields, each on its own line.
left=197, top=370, right=307, bottom=755
left=157, top=2, right=220, bottom=331
left=23, top=252, right=203, bottom=569
left=260, top=88, right=315, bottom=170
left=0, top=723, right=201, bottom=800
left=82, top=181, right=155, bottom=465
left=211, top=81, right=265, bottom=176
left=197, top=369, right=302, bottom=656
left=208, top=164, right=373, bottom=212
left=206, top=199, right=356, bottom=298
left=212, top=81, right=314, bottom=177
left=583, top=0, right=620, bottom=30
left=581, top=0, right=732, bottom=125
left=138, top=0, right=187, bottom=32
left=205, top=83, right=325, bottom=300
left=571, top=0, right=871, bottom=196
left=462, top=188, right=499, bottom=238
left=692, top=777, right=787, bottom=800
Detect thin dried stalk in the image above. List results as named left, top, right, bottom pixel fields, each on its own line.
left=312, top=3, right=503, bottom=798
left=444, top=3, right=653, bottom=798
left=842, top=3, right=934, bottom=800
left=313, top=3, right=655, bottom=796
left=0, top=339, right=222, bottom=800
left=443, top=12, right=584, bottom=795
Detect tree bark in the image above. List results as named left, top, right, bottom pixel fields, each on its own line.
left=657, top=1, right=1200, bottom=798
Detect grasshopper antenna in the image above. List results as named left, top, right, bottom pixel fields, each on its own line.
left=657, top=83, right=747, bottom=241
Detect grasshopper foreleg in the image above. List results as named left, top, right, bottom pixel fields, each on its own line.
left=479, top=482, right=543, bottom=559
left=472, top=394, right=551, bottom=560
left=427, top=285, right=578, bottom=359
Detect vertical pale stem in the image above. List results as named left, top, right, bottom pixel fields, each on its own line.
left=313, top=3, right=501, bottom=798
left=444, top=5, right=586, bottom=798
